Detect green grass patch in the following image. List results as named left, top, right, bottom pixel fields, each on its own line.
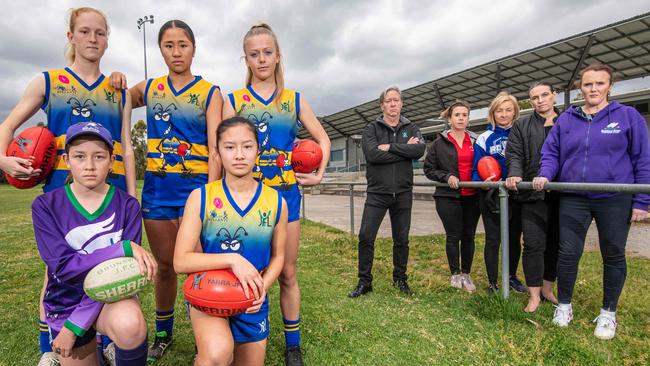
left=0, top=184, right=649, bottom=365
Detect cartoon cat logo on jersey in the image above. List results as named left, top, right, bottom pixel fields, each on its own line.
left=216, top=227, right=248, bottom=253
left=153, top=103, right=197, bottom=178
left=67, top=97, right=96, bottom=124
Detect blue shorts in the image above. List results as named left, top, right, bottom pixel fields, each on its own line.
left=142, top=203, right=185, bottom=220
left=230, top=299, right=269, bottom=343
left=49, top=327, right=96, bottom=349
left=187, top=299, right=269, bottom=343
left=277, top=184, right=301, bottom=223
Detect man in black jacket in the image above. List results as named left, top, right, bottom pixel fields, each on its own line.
left=506, top=81, right=560, bottom=312
left=348, top=86, right=425, bottom=298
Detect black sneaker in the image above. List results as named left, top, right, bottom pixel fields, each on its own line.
left=393, top=279, right=413, bottom=296
left=147, top=331, right=173, bottom=363
left=509, top=276, right=528, bottom=293
left=487, top=283, right=499, bottom=296
left=285, top=346, right=304, bottom=366
left=348, top=283, right=373, bottom=298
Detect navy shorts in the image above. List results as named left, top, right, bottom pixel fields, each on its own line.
left=188, top=299, right=269, bottom=343
left=229, top=298, right=270, bottom=343
left=141, top=203, right=185, bottom=220
left=278, top=184, right=302, bottom=223
left=49, top=327, right=97, bottom=349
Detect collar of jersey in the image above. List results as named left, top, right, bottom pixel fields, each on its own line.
left=167, top=75, right=202, bottom=97
left=65, top=182, right=115, bottom=221
left=246, top=85, right=276, bottom=106
left=221, top=179, right=262, bottom=217
left=64, top=67, right=105, bottom=91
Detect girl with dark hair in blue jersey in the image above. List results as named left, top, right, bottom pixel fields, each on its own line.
left=174, top=117, right=287, bottom=366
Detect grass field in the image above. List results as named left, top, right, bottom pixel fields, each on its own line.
left=1, top=184, right=649, bottom=365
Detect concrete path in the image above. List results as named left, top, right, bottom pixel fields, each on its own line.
left=302, top=193, right=650, bottom=259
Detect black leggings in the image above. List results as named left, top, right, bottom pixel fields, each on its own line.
left=520, top=194, right=559, bottom=287
left=479, top=191, right=522, bottom=285
left=435, top=195, right=481, bottom=274
left=557, top=194, right=632, bottom=311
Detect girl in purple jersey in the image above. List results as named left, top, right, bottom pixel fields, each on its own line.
left=32, top=122, right=157, bottom=365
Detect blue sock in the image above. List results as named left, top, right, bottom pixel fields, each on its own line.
left=283, top=318, right=301, bottom=348
left=101, top=335, right=113, bottom=348
left=39, top=319, right=52, bottom=353
left=155, top=309, right=175, bottom=337
left=96, top=336, right=106, bottom=366
left=115, top=335, right=148, bottom=366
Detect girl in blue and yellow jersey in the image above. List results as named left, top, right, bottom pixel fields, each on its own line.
left=175, top=117, right=287, bottom=366
left=116, top=20, right=222, bottom=361
left=222, top=23, right=330, bottom=365
left=0, top=8, right=136, bottom=195
left=0, top=8, right=136, bottom=364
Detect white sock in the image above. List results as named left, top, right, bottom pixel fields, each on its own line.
left=600, top=308, right=616, bottom=318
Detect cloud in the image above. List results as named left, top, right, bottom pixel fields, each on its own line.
left=1, top=0, right=649, bottom=131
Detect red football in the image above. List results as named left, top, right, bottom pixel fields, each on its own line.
left=477, top=156, right=502, bottom=182
left=4, top=126, right=56, bottom=189
left=183, top=269, right=256, bottom=317
left=291, top=139, right=322, bottom=173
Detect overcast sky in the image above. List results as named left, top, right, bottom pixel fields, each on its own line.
left=1, top=0, right=649, bottom=130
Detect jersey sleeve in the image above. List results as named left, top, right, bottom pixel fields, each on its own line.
left=41, top=71, right=50, bottom=110
left=228, top=93, right=237, bottom=112
left=123, top=195, right=143, bottom=245
left=32, top=196, right=132, bottom=283
left=63, top=295, right=103, bottom=337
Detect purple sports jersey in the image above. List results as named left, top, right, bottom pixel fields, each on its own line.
left=32, top=184, right=142, bottom=337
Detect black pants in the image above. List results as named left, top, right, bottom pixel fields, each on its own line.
left=357, top=192, right=412, bottom=285
left=435, top=195, right=481, bottom=274
left=479, top=191, right=522, bottom=285
left=557, top=194, right=632, bottom=311
left=520, top=195, right=560, bottom=287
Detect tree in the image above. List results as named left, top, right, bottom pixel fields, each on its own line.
left=131, top=120, right=147, bottom=180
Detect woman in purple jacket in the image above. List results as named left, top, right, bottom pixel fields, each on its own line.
left=533, top=63, right=650, bottom=340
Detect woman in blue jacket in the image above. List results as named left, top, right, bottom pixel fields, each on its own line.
left=471, top=91, right=525, bottom=295
left=534, top=63, right=650, bottom=340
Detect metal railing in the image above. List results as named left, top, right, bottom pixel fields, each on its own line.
left=302, top=181, right=650, bottom=299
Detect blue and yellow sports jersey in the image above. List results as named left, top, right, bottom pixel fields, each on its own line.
left=199, top=179, right=281, bottom=272
left=142, top=75, right=218, bottom=207
left=41, top=67, right=126, bottom=192
left=228, top=86, right=301, bottom=190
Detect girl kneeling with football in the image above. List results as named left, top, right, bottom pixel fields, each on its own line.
left=32, top=122, right=157, bottom=365
left=174, top=116, right=287, bottom=366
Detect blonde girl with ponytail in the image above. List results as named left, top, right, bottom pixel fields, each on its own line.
left=223, top=22, right=331, bottom=366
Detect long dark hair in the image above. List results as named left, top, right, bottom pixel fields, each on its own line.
left=158, top=19, right=196, bottom=48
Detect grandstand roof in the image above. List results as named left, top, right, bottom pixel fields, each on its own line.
left=314, top=12, right=650, bottom=139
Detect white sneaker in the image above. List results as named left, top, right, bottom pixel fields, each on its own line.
left=38, top=352, right=60, bottom=366
left=593, top=309, right=617, bottom=340
left=450, top=274, right=463, bottom=289
left=552, top=303, right=573, bottom=327
left=103, top=342, right=116, bottom=366
left=461, top=273, right=476, bottom=293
